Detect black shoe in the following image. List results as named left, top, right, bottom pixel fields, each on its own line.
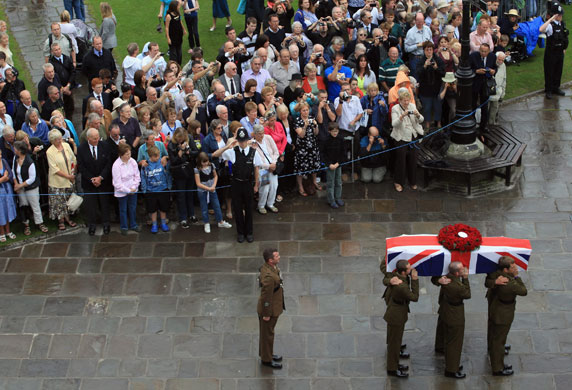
left=480, top=125, right=489, bottom=133
left=398, top=364, right=409, bottom=371
left=272, top=355, right=283, bottom=362
left=504, top=364, right=512, bottom=370
left=88, top=225, right=96, bottom=236
left=554, top=88, right=566, bottom=96
left=444, top=371, right=466, bottom=379
left=180, top=220, right=190, bottom=229
left=103, top=224, right=110, bottom=235
left=493, top=368, right=514, bottom=376
left=504, top=348, right=510, bottom=355
left=458, top=365, right=463, bottom=371
left=400, top=344, right=407, bottom=351
left=261, top=361, right=282, bottom=369
left=246, top=235, right=254, bottom=243
left=237, top=235, right=245, bottom=243
left=387, top=369, right=408, bottom=378
left=546, top=92, right=553, bottom=99
left=505, top=344, right=511, bottom=350
left=189, top=216, right=199, bottom=224
left=399, top=351, right=410, bottom=359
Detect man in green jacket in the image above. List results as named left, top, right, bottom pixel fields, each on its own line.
left=383, top=260, right=419, bottom=378
left=436, top=261, right=471, bottom=379
left=486, top=256, right=527, bottom=376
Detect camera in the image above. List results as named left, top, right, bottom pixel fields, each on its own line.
left=408, top=110, right=414, bottom=115
left=442, top=47, right=447, bottom=51
left=342, top=92, right=351, bottom=101
left=347, top=19, right=358, bottom=29
left=38, top=145, right=44, bottom=151
left=319, top=22, right=326, bottom=27
left=315, top=52, right=322, bottom=59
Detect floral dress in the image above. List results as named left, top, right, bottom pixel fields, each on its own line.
left=293, top=116, right=321, bottom=175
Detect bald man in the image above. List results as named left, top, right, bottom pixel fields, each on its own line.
left=77, top=128, right=113, bottom=235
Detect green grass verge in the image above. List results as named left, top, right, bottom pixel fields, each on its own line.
left=0, top=3, right=36, bottom=97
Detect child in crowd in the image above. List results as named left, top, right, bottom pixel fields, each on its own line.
left=141, top=145, right=171, bottom=234
left=323, top=123, right=345, bottom=209
left=194, top=151, right=232, bottom=233
left=112, top=143, right=141, bottom=235
left=150, top=118, right=166, bottom=145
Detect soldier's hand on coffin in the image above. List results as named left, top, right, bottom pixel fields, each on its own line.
left=438, top=276, right=451, bottom=285
left=495, top=275, right=509, bottom=285
left=390, top=276, right=402, bottom=285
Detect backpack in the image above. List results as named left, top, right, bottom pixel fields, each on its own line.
left=48, top=33, right=73, bottom=53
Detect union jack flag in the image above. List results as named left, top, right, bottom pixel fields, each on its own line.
left=386, top=235, right=532, bottom=276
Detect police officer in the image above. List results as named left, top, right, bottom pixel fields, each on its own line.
left=485, top=256, right=527, bottom=376
left=221, top=128, right=261, bottom=243
left=540, top=2, right=569, bottom=99
left=381, top=260, right=410, bottom=358
left=435, top=261, right=471, bottom=379
left=383, top=260, right=419, bottom=378
left=257, top=248, right=285, bottom=369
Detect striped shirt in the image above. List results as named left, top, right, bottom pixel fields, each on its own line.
left=379, top=58, right=404, bottom=89
left=238, top=31, right=258, bottom=55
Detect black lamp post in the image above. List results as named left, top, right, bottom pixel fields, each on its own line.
left=451, top=0, right=477, bottom=145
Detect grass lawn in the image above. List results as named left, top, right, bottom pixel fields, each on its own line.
left=0, top=4, right=36, bottom=96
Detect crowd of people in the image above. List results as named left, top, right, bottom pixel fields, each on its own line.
left=0, top=0, right=566, bottom=243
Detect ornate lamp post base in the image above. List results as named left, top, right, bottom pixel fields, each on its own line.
left=446, top=138, right=485, bottom=160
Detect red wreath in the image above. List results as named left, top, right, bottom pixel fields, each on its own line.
left=438, top=223, right=482, bottom=252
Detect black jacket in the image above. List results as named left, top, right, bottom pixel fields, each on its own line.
left=37, top=75, right=62, bottom=104
left=167, top=137, right=199, bottom=180
left=416, top=54, right=446, bottom=97
left=323, top=135, right=345, bottom=165
left=0, top=79, right=26, bottom=106
left=12, top=154, right=40, bottom=191
left=82, top=92, right=112, bottom=117
left=13, top=102, right=39, bottom=130
left=41, top=98, right=64, bottom=121
left=49, top=54, right=76, bottom=87
left=77, top=141, right=112, bottom=190
left=81, top=48, right=118, bottom=84
left=469, top=51, right=497, bottom=93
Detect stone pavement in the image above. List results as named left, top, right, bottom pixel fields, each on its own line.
left=0, top=93, right=571, bottom=389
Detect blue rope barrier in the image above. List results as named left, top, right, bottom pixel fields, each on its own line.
left=0, top=99, right=488, bottom=198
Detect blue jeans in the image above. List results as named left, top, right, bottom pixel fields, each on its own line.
left=197, top=190, right=223, bottom=224
left=419, top=95, right=442, bottom=123
left=118, top=194, right=137, bottom=230
left=326, top=166, right=342, bottom=204
left=173, top=176, right=195, bottom=222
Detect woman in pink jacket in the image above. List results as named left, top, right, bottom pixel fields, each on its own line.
left=112, top=143, right=141, bottom=235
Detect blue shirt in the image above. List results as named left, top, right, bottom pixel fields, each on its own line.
left=141, top=159, right=171, bottom=192
left=324, top=65, right=352, bottom=101
left=240, top=117, right=260, bottom=136
left=22, top=120, right=50, bottom=145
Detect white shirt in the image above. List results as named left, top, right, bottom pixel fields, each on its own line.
left=221, top=145, right=263, bottom=166
left=16, top=162, right=36, bottom=186
left=122, top=56, right=143, bottom=86
left=90, top=144, right=98, bottom=159
left=143, top=55, right=167, bottom=79
left=225, top=75, right=237, bottom=94
left=334, top=95, right=364, bottom=133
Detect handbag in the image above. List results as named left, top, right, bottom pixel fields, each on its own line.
left=486, top=77, right=497, bottom=96
left=237, top=0, right=246, bottom=15
left=259, top=172, right=271, bottom=186
left=66, top=192, right=83, bottom=213
left=273, top=158, right=285, bottom=176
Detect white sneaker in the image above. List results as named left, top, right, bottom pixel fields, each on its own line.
left=218, top=221, right=232, bottom=228
left=204, top=223, right=211, bottom=233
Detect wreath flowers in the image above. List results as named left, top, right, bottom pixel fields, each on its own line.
left=438, top=224, right=482, bottom=252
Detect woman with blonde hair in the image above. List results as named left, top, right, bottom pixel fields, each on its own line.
left=0, top=32, right=13, bottom=66
left=258, top=86, right=277, bottom=117
left=45, top=129, right=77, bottom=230
left=99, top=2, right=117, bottom=52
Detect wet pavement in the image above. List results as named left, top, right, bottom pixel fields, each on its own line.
left=1, top=0, right=572, bottom=389
left=0, top=93, right=570, bottom=389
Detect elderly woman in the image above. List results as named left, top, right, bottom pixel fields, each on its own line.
left=360, top=83, right=388, bottom=131
left=240, top=102, right=261, bottom=137
left=46, top=129, right=77, bottom=230
left=287, top=22, right=313, bottom=57
left=51, top=110, right=79, bottom=146
left=22, top=108, right=50, bottom=146
left=168, top=127, right=199, bottom=227
left=294, top=101, right=321, bottom=196
left=0, top=125, right=15, bottom=163
left=302, top=63, right=325, bottom=95
left=390, top=88, right=424, bottom=192
left=488, top=51, right=506, bottom=125
left=49, top=115, right=76, bottom=154
left=138, top=106, right=153, bottom=134
left=0, top=101, right=13, bottom=136
left=137, top=129, right=168, bottom=168
left=252, top=124, right=280, bottom=214
left=275, top=104, right=295, bottom=197
left=12, top=140, right=48, bottom=235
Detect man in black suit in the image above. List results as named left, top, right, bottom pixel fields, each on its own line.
left=356, top=9, right=378, bottom=39
left=218, top=62, right=242, bottom=95
left=470, top=43, right=497, bottom=131
left=40, top=86, right=64, bottom=121
left=48, top=42, right=75, bottom=118
left=13, top=90, right=39, bottom=130
left=182, top=93, right=209, bottom=136
left=105, top=123, right=123, bottom=163
left=82, top=77, right=112, bottom=118
left=77, top=128, right=113, bottom=235
left=38, top=63, right=62, bottom=107
left=82, top=36, right=118, bottom=90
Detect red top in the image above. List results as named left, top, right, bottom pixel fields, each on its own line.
left=302, top=76, right=326, bottom=94
left=264, top=121, right=287, bottom=154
